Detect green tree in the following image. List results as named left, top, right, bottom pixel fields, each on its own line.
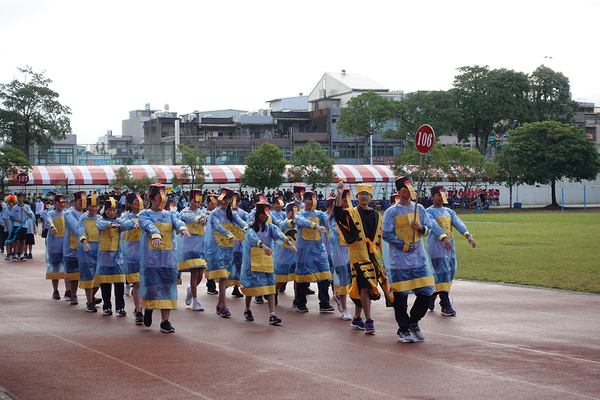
left=392, top=142, right=444, bottom=190
left=0, top=66, right=72, bottom=162
left=288, top=139, right=335, bottom=189
left=493, top=148, right=520, bottom=208
left=452, top=65, right=532, bottom=153
left=110, top=166, right=156, bottom=195
left=336, top=90, right=402, bottom=164
left=529, top=64, right=579, bottom=123
left=503, top=121, right=600, bottom=207
left=0, top=147, right=31, bottom=195
left=241, top=143, right=287, bottom=192
left=171, top=144, right=206, bottom=193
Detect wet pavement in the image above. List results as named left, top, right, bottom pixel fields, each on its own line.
left=1, top=245, right=599, bottom=399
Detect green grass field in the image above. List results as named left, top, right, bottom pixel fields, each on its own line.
left=448, top=208, right=600, bottom=293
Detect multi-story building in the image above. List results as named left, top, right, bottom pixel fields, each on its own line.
left=573, top=102, right=600, bottom=150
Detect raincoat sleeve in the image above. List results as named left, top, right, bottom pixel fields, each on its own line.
left=295, top=214, right=318, bottom=230
left=139, top=211, right=162, bottom=240
left=451, top=210, right=471, bottom=237
left=170, top=211, right=187, bottom=233
left=77, top=213, right=88, bottom=242
left=212, top=212, right=234, bottom=239
left=233, top=212, right=248, bottom=231
left=66, top=210, right=82, bottom=241
left=426, top=208, right=448, bottom=241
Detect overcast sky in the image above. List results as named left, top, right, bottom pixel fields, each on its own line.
left=2, top=0, right=599, bottom=144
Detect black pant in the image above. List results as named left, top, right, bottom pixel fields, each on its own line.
left=295, top=280, right=330, bottom=308
left=393, top=292, right=429, bottom=330
left=101, top=283, right=125, bottom=311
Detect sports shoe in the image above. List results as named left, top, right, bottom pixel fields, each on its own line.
left=244, top=309, right=254, bottom=321
left=269, top=315, right=282, bottom=325
left=231, top=286, right=244, bottom=298
left=124, top=284, right=131, bottom=297
left=103, top=308, right=113, bottom=316
left=93, top=297, right=102, bottom=305
left=306, top=287, right=316, bottom=295
left=278, top=282, right=287, bottom=293
left=409, top=323, right=425, bottom=341
left=4, top=254, right=10, bottom=261
left=160, top=320, right=175, bottom=333
left=295, top=305, right=309, bottom=313
left=13, top=255, right=18, bottom=262
left=192, top=301, right=204, bottom=311
left=319, top=303, right=335, bottom=313
left=217, top=306, right=231, bottom=318
left=332, top=293, right=343, bottom=313
left=341, top=309, right=352, bottom=321
left=64, top=290, right=72, bottom=301
left=70, top=296, right=78, bottom=305
left=185, top=287, right=193, bottom=306
left=254, top=296, right=264, bottom=304
left=86, top=302, right=97, bottom=313
left=28, top=253, right=32, bottom=259
left=52, top=290, right=60, bottom=300
left=206, top=281, right=218, bottom=295
left=144, top=309, right=153, bottom=327
left=429, top=293, right=438, bottom=311
left=351, top=317, right=365, bottom=330
left=135, top=311, right=143, bottom=325
left=364, top=319, right=375, bottom=334
left=116, top=309, right=127, bottom=317
left=441, top=304, right=457, bottom=316
left=398, top=329, right=415, bottom=343
left=20, top=255, right=26, bottom=261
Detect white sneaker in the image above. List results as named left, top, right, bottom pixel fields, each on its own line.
left=341, top=309, right=352, bottom=321
left=185, top=287, right=192, bottom=306
left=332, top=293, right=343, bottom=313
left=192, top=301, right=204, bottom=311
left=124, top=284, right=131, bottom=296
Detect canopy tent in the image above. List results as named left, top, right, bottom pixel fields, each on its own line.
left=10, top=164, right=398, bottom=186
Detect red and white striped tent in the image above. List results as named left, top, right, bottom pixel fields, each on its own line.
left=11, top=164, right=397, bottom=186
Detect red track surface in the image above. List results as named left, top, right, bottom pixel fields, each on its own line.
left=1, top=245, right=599, bottom=400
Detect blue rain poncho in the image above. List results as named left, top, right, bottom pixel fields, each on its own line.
left=77, top=212, right=102, bottom=289
left=274, top=218, right=297, bottom=282
left=205, top=208, right=247, bottom=281
left=63, top=208, right=84, bottom=281
left=382, top=202, right=434, bottom=295
left=229, top=208, right=248, bottom=286
left=94, top=216, right=133, bottom=284
left=328, top=215, right=351, bottom=295
left=44, top=210, right=65, bottom=279
left=138, top=209, right=187, bottom=310
left=425, top=206, right=471, bottom=292
left=177, top=208, right=208, bottom=271
left=293, top=209, right=331, bottom=282
left=120, top=211, right=142, bottom=283
left=240, top=222, right=286, bottom=296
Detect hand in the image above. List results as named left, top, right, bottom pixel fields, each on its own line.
left=442, top=237, right=453, bottom=251
left=261, top=244, right=272, bottom=256
left=152, top=238, right=162, bottom=249
left=409, top=243, right=417, bottom=252
left=467, top=236, right=477, bottom=248
left=316, top=225, right=327, bottom=233
left=83, top=241, right=91, bottom=251
left=336, top=181, right=345, bottom=194
left=181, top=229, right=191, bottom=238
left=410, top=220, right=422, bottom=231
left=230, top=236, right=239, bottom=245
left=134, top=223, right=141, bottom=231
left=289, top=244, right=298, bottom=254
left=111, top=223, right=121, bottom=228
left=50, top=227, right=58, bottom=236
left=199, top=217, right=207, bottom=226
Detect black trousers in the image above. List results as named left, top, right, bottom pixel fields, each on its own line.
left=100, top=283, right=125, bottom=311
left=393, top=292, right=429, bottom=330
left=295, top=279, right=330, bottom=308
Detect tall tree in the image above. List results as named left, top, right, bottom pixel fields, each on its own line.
left=452, top=65, right=531, bottom=154
left=502, top=121, right=600, bottom=207
left=529, top=64, right=578, bottom=123
left=288, top=139, right=335, bottom=189
left=0, top=147, right=31, bottom=195
left=171, top=144, right=206, bottom=193
left=336, top=90, right=402, bottom=164
left=0, top=66, right=72, bottom=162
left=241, top=143, right=287, bottom=193
left=392, top=142, right=444, bottom=190
left=110, top=166, right=156, bottom=195
left=493, top=148, right=520, bottom=208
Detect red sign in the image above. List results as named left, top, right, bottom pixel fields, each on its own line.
left=415, top=124, right=435, bottom=154
left=16, top=173, right=29, bottom=184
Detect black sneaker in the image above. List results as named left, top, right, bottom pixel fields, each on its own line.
left=64, top=290, right=72, bottom=301
left=319, top=303, right=335, bottom=312
left=13, top=255, right=18, bottom=262
left=93, top=297, right=102, bottom=305
left=102, top=308, right=113, bottom=316
left=70, top=296, right=78, bottom=305
left=296, top=305, right=309, bottom=313
left=52, top=290, right=60, bottom=300
left=231, top=286, right=244, bottom=298
left=306, top=287, right=316, bottom=295
left=86, top=302, right=97, bottom=313
left=116, top=309, right=127, bottom=317
left=20, top=255, right=26, bottom=262
left=278, top=282, right=287, bottom=293
left=269, top=315, right=282, bottom=325
left=135, top=311, right=143, bottom=325
left=144, top=309, right=153, bottom=327
left=28, top=253, right=33, bottom=259
left=244, top=309, right=254, bottom=321
left=160, top=320, right=175, bottom=333
left=254, top=296, right=264, bottom=304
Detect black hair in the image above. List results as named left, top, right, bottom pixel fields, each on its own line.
left=250, top=212, right=267, bottom=233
